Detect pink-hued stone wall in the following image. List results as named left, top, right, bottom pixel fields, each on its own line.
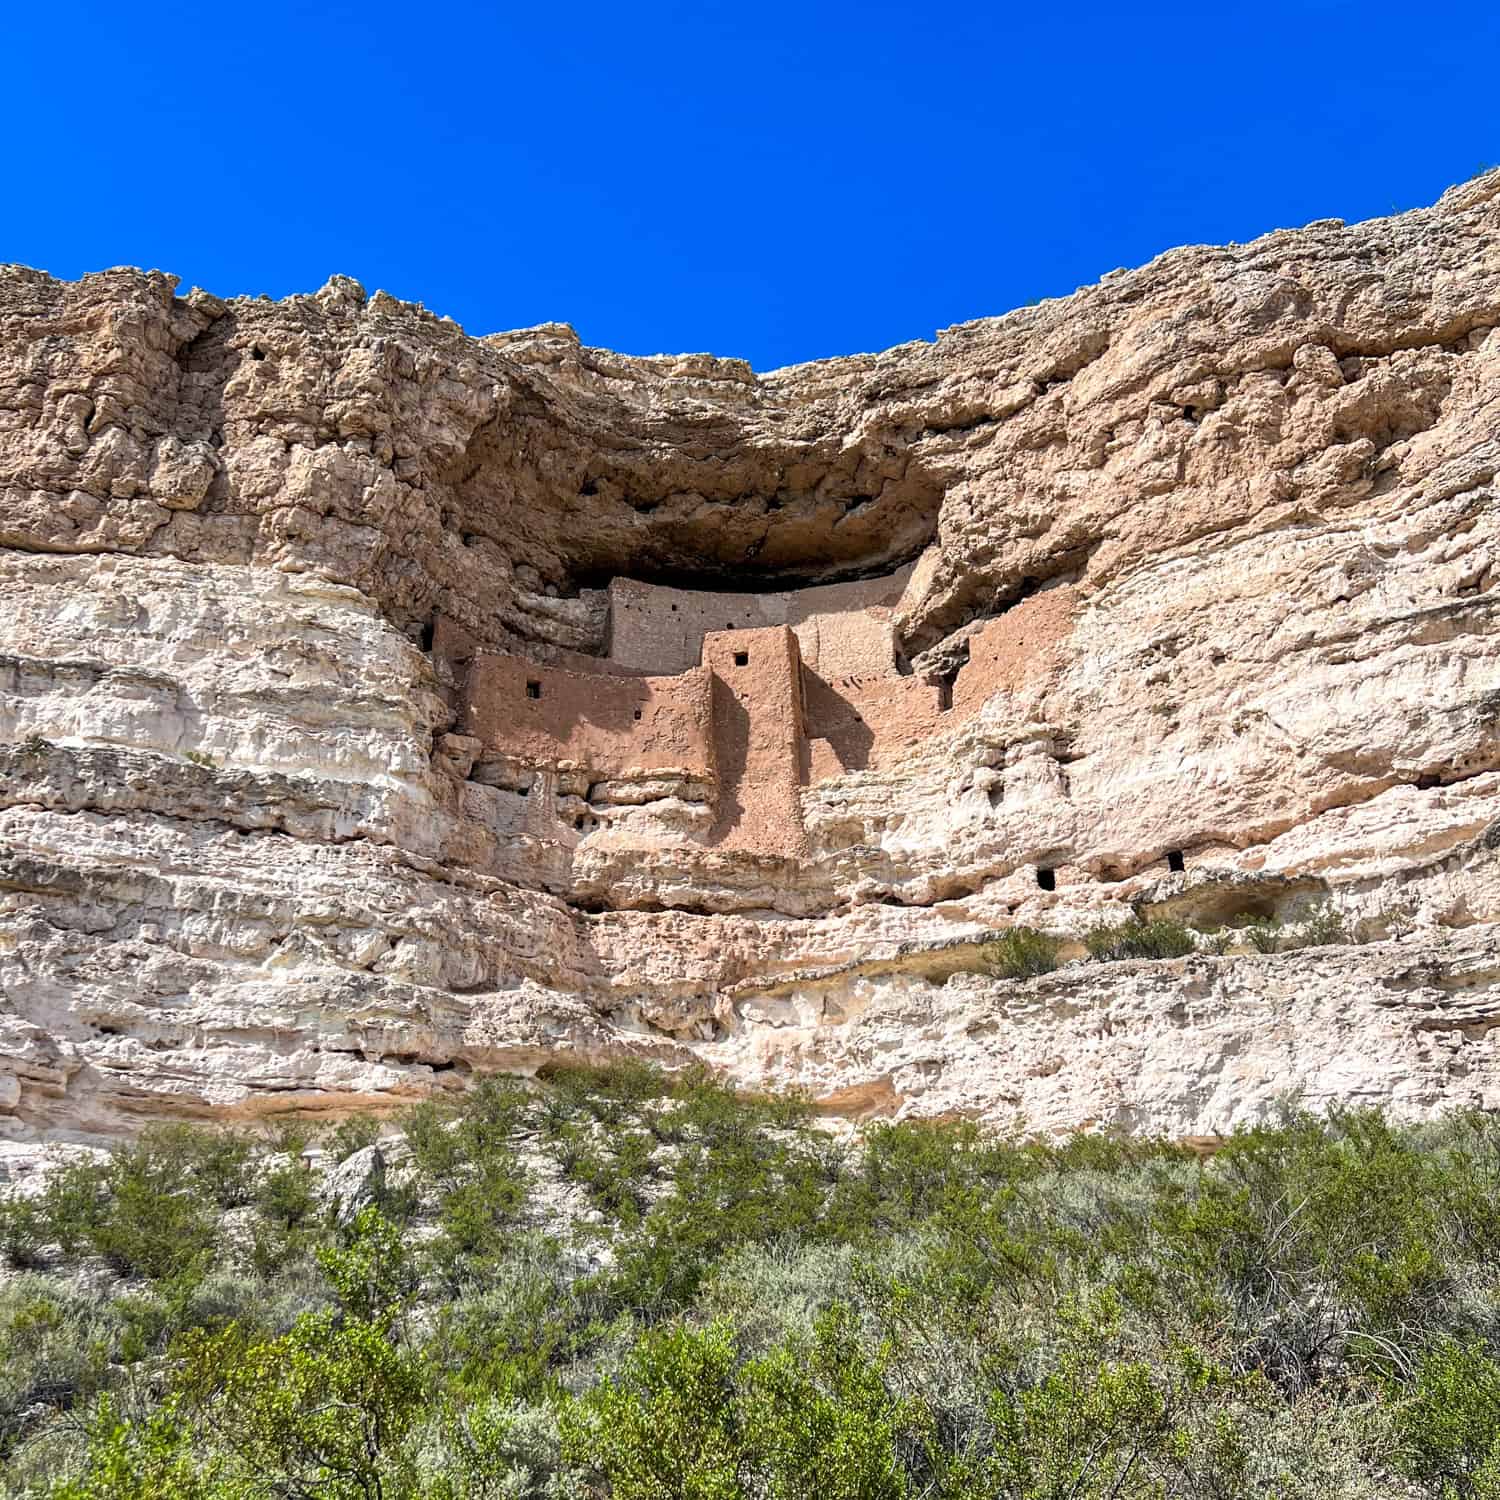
left=454, top=576, right=1076, bottom=854
left=701, top=626, right=808, bottom=856
left=952, top=587, right=1079, bottom=714
left=606, top=567, right=911, bottom=677
left=802, top=672, right=949, bottom=775
left=461, top=652, right=714, bottom=779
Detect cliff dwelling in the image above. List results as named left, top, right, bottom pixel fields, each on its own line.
left=436, top=562, right=1077, bottom=860
left=6, top=169, right=1500, bottom=1148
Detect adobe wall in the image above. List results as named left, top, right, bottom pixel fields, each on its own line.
left=607, top=565, right=912, bottom=677
left=951, top=586, right=1078, bottom=715
left=449, top=582, right=1073, bottom=853
left=803, top=672, right=948, bottom=779
left=701, top=626, right=808, bottom=857
left=460, top=652, right=713, bottom=779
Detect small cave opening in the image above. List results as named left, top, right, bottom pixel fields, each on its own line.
left=1167, top=849, right=1186, bottom=873
left=418, top=618, right=435, bottom=653
left=1036, top=868, right=1057, bottom=892
left=250, top=345, right=266, bottom=361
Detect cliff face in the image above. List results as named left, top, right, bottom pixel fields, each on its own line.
left=3, top=171, right=1500, bottom=1146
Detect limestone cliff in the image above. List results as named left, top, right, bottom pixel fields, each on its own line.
left=3, top=170, right=1500, bottom=1146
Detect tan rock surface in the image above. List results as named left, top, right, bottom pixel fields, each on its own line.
left=3, top=172, right=1500, bottom=1143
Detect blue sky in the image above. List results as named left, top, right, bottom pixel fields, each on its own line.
left=7, top=1, right=1496, bottom=370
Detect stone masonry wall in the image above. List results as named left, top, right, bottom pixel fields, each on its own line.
left=803, top=672, right=949, bottom=777
left=607, top=567, right=911, bottom=677
left=461, top=652, right=714, bottom=779
left=702, top=626, right=808, bottom=857
left=457, top=575, right=1067, bottom=854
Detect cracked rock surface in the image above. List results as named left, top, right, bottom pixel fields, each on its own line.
left=3, top=171, right=1500, bottom=1143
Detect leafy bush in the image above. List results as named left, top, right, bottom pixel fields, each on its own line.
left=0, top=1280, right=118, bottom=1459
left=328, top=1114, right=382, bottom=1163
left=1084, top=916, right=1197, bottom=963
left=561, top=1321, right=744, bottom=1498
left=1397, top=1338, right=1500, bottom=1495
left=979, top=926, right=1063, bottom=980
left=19, top=1074, right=1500, bottom=1500
left=1240, top=915, right=1284, bottom=953
left=0, top=1190, right=48, bottom=1269
left=1286, top=905, right=1346, bottom=950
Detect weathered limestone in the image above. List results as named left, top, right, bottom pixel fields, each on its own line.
left=3, top=171, right=1500, bottom=1145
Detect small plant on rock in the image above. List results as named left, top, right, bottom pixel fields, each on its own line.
left=1241, top=915, right=1284, bottom=954
left=1286, top=905, right=1345, bottom=950
left=1084, top=917, right=1196, bottom=963
left=979, top=927, right=1063, bottom=980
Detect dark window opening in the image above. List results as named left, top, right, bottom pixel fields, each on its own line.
left=633, top=708, right=642, bottom=721
left=938, top=676, right=954, bottom=712
left=733, top=651, right=749, bottom=667
left=670, top=603, right=678, bottom=612
left=725, top=622, right=735, bottom=630
left=1167, top=849, right=1185, bottom=873
left=418, top=619, right=435, bottom=652
left=1036, top=868, right=1056, bottom=892
left=525, top=680, right=541, bottom=700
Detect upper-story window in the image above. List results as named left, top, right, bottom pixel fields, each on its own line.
left=733, top=651, right=749, bottom=667
left=526, top=680, right=542, bottom=700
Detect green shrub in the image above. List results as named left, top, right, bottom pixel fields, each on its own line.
left=561, top=1321, right=744, bottom=1499
left=36, top=1158, right=111, bottom=1258
left=177, top=1307, right=425, bottom=1499
left=0, top=1280, right=118, bottom=1459
left=45, top=1395, right=212, bottom=1500
left=1083, top=917, right=1196, bottom=963
left=1397, top=1338, right=1500, bottom=1494
left=328, top=1115, right=382, bottom=1163
left=739, top=1304, right=915, bottom=1500
left=979, top=927, right=1063, bottom=980
left=1285, top=905, right=1346, bottom=950
left=22, top=1086, right=1500, bottom=1499
left=0, top=1190, right=48, bottom=1269
left=1241, top=915, right=1284, bottom=953
left=88, top=1137, right=223, bottom=1281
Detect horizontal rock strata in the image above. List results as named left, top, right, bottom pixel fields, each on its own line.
left=3, top=169, right=1500, bottom=1144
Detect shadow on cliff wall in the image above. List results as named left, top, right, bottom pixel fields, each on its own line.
left=802, top=670, right=875, bottom=772
left=708, top=676, right=749, bottom=844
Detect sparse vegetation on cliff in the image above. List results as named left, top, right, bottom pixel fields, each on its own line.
left=1083, top=916, right=1198, bottom=963
left=4, top=1075, right=1500, bottom=1496
left=978, top=926, right=1062, bottom=979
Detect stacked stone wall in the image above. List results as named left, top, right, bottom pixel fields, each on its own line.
left=803, top=673, right=948, bottom=777
left=702, top=626, right=808, bottom=856
left=607, top=566, right=911, bottom=676
left=453, top=573, right=1072, bottom=855
left=460, top=652, right=713, bottom=779
left=952, top=587, right=1078, bottom=714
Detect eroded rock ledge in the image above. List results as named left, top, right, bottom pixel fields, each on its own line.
left=3, top=171, right=1500, bottom=1143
